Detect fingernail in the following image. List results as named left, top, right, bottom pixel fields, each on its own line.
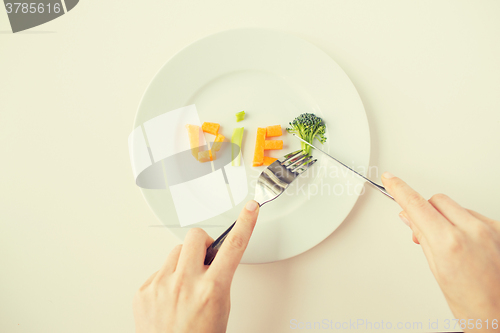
left=245, top=200, right=258, bottom=212
left=399, top=212, right=410, bottom=227
left=382, top=172, right=395, bottom=179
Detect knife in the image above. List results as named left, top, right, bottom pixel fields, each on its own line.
left=292, top=134, right=394, bottom=200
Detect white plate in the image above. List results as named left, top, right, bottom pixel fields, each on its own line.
left=133, top=28, right=370, bottom=264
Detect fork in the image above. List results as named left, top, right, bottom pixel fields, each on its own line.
left=204, top=150, right=317, bottom=265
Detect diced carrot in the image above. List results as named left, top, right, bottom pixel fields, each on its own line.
left=263, top=156, right=278, bottom=166
left=198, top=150, right=209, bottom=163
left=198, top=150, right=214, bottom=163
left=185, top=124, right=200, bottom=160
left=252, top=128, right=266, bottom=166
left=266, top=125, right=282, bottom=137
left=202, top=122, right=220, bottom=135
left=211, top=134, right=225, bottom=152
left=264, top=140, right=283, bottom=150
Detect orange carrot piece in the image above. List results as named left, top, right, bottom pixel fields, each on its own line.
left=198, top=150, right=209, bottom=163
left=202, top=122, right=220, bottom=135
left=263, top=156, right=278, bottom=166
left=185, top=124, right=200, bottom=160
left=211, top=134, right=225, bottom=152
left=264, top=140, right=283, bottom=150
left=198, top=150, right=214, bottom=163
left=252, top=128, right=266, bottom=166
left=266, top=125, right=282, bottom=137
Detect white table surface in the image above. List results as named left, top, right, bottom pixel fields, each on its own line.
left=1, top=1, right=499, bottom=332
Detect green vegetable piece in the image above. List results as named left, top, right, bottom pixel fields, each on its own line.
left=231, top=127, right=244, bottom=166
left=286, top=113, right=327, bottom=156
left=235, top=111, right=245, bottom=122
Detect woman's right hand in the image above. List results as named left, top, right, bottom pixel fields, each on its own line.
left=381, top=172, right=500, bottom=332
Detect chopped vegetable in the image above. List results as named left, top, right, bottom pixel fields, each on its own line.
left=286, top=113, right=327, bottom=155
left=231, top=127, right=244, bottom=166
left=185, top=124, right=200, bottom=159
left=266, top=125, right=282, bottom=137
left=264, top=140, right=283, bottom=150
left=252, top=127, right=266, bottom=167
left=211, top=133, right=225, bottom=152
left=198, top=150, right=213, bottom=163
left=263, top=156, right=278, bottom=166
left=202, top=122, right=220, bottom=135
left=235, top=111, right=245, bottom=122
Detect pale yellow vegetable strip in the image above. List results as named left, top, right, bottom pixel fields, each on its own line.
left=231, top=127, right=244, bottom=166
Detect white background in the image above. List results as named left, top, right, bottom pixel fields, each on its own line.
left=1, top=1, right=499, bottom=332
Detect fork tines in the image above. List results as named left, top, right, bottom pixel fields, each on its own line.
left=278, top=149, right=317, bottom=174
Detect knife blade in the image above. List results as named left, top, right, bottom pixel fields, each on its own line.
left=292, top=134, right=394, bottom=200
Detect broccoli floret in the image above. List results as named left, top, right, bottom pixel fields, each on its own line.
left=286, top=113, right=327, bottom=155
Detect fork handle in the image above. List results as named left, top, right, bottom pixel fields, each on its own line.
left=204, top=221, right=236, bottom=265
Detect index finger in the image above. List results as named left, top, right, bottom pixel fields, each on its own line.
left=381, top=172, right=452, bottom=241
left=207, top=200, right=259, bottom=285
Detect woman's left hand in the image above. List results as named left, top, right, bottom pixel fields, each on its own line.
left=133, top=200, right=260, bottom=333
